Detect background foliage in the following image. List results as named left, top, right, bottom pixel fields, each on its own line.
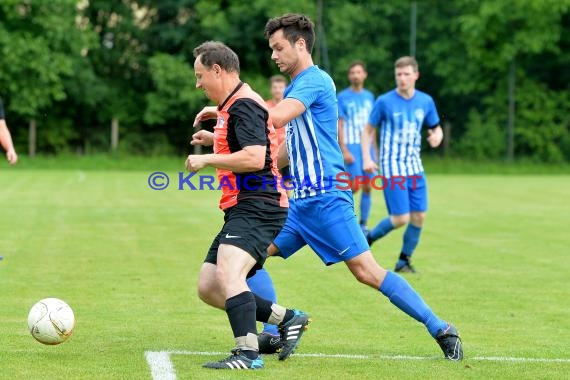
left=1, top=0, right=569, bottom=162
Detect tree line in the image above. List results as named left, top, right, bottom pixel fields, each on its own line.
left=1, top=0, right=569, bottom=162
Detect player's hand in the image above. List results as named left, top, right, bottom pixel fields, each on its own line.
left=190, top=130, right=214, bottom=146
left=342, top=148, right=355, bottom=164
left=427, top=127, right=444, bottom=148
left=6, top=149, right=18, bottom=165
left=193, top=106, right=217, bottom=127
left=363, top=157, right=378, bottom=173
left=185, top=154, right=210, bottom=172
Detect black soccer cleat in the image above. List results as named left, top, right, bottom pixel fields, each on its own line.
left=278, top=309, right=311, bottom=361
left=258, top=332, right=284, bottom=354
left=394, top=262, right=417, bottom=273
left=435, top=324, right=463, bottom=361
left=202, top=348, right=264, bottom=369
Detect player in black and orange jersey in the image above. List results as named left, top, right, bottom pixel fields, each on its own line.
left=187, top=41, right=310, bottom=370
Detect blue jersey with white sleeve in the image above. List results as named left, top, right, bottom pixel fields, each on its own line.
left=337, top=88, right=374, bottom=145
left=368, top=89, right=440, bottom=178
left=284, top=65, right=347, bottom=199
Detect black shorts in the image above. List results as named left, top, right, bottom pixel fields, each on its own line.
left=205, top=197, right=288, bottom=277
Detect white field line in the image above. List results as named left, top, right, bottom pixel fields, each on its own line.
left=145, top=351, right=176, bottom=380
left=145, top=350, right=570, bottom=380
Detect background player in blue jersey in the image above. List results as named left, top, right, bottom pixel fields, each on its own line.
left=337, top=61, right=376, bottom=233
left=264, top=13, right=462, bottom=360
left=362, top=56, right=444, bottom=273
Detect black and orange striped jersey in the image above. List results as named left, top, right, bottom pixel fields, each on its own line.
left=214, top=82, right=288, bottom=210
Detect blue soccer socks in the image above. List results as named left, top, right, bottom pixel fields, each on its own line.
left=247, top=268, right=279, bottom=335
left=360, top=191, right=372, bottom=228
left=402, top=223, right=422, bottom=257
left=370, top=217, right=395, bottom=242
left=379, top=271, right=447, bottom=338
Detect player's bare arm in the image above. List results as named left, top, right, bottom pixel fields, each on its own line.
left=0, top=120, right=18, bottom=165
left=361, top=123, right=378, bottom=173
left=190, top=130, right=214, bottom=146
left=193, top=106, right=218, bottom=127
left=186, top=145, right=265, bottom=172
left=337, top=119, right=354, bottom=164
left=427, top=125, right=443, bottom=148
left=269, top=98, right=306, bottom=128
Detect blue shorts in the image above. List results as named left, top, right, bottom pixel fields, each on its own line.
left=383, top=173, right=428, bottom=215
left=344, top=144, right=376, bottom=180
left=273, top=191, right=370, bottom=265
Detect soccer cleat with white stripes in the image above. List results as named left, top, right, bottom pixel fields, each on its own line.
left=278, top=309, right=311, bottom=361
left=258, top=332, right=284, bottom=354
left=202, top=349, right=264, bottom=369
left=435, top=324, right=463, bottom=361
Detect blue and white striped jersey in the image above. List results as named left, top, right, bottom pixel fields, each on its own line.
left=368, top=89, right=440, bottom=178
left=284, top=66, right=347, bottom=199
left=337, top=88, right=374, bottom=145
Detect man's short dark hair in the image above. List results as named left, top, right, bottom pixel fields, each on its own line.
left=348, top=60, right=366, bottom=72
left=193, top=41, right=240, bottom=73
left=264, top=13, right=315, bottom=54
left=395, top=56, right=419, bottom=72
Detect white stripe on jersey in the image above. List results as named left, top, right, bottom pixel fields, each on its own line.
left=290, top=112, right=326, bottom=199
left=379, top=121, right=427, bottom=178
left=344, top=104, right=372, bottom=145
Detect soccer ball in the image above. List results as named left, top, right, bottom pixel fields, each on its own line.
left=27, top=298, right=75, bottom=345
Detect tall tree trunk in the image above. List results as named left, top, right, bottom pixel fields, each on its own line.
left=410, top=1, right=418, bottom=57
left=28, top=119, right=36, bottom=158
left=506, top=59, right=516, bottom=161
left=443, top=121, right=451, bottom=156
left=111, top=117, right=119, bottom=151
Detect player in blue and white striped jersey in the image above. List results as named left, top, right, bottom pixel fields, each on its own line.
left=337, top=61, right=376, bottom=233
left=362, top=56, right=444, bottom=273
left=264, top=14, right=462, bottom=361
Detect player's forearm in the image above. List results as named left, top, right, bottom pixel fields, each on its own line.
left=205, top=147, right=265, bottom=172
left=269, top=98, right=306, bottom=128
left=337, top=120, right=348, bottom=152
left=0, top=121, right=15, bottom=152
left=360, top=125, right=373, bottom=161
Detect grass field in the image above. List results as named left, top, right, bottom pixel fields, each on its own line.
left=1, top=163, right=569, bottom=379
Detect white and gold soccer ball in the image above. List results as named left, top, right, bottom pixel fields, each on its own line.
left=27, top=298, right=75, bottom=345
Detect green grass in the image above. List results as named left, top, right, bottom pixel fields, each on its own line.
left=5, top=153, right=570, bottom=174
left=1, top=167, right=569, bottom=379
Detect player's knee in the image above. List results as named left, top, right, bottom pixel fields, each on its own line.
left=410, top=212, right=426, bottom=226
left=197, top=278, right=215, bottom=305
left=215, top=264, right=229, bottom=284
left=267, top=243, right=279, bottom=257
left=391, top=214, right=410, bottom=228
left=352, top=266, right=380, bottom=288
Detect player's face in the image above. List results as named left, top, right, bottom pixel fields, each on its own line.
left=269, top=29, right=301, bottom=76
left=348, top=65, right=367, bottom=87
left=395, top=65, right=419, bottom=92
left=194, top=57, right=220, bottom=102
left=270, top=81, right=286, bottom=101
